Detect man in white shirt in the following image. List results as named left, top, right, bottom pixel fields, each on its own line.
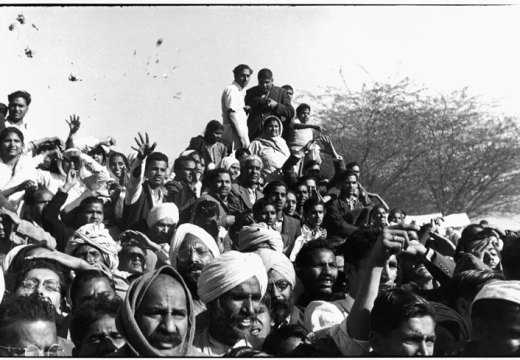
left=1, top=91, right=33, bottom=141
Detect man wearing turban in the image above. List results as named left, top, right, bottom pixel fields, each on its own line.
left=238, top=223, right=284, bottom=253
left=146, top=202, right=179, bottom=245
left=115, top=266, right=201, bottom=356
left=193, top=251, right=267, bottom=356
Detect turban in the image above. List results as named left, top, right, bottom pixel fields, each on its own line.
left=65, top=223, right=119, bottom=271
left=237, top=223, right=284, bottom=253
left=197, top=251, right=267, bottom=304
left=256, top=248, right=296, bottom=288
left=220, top=156, right=239, bottom=171
left=146, top=202, right=179, bottom=228
left=116, top=266, right=198, bottom=356
left=2, top=244, right=29, bottom=273
left=169, top=223, right=220, bottom=268
left=472, top=280, right=520, bottom=313
left=304, top=300, right=344, bottom=333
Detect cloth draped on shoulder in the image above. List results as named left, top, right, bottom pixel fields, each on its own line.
left=256, top=115, right=290, bottom=157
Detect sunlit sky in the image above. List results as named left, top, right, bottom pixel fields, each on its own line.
left=1, top=5, right=519, bottom=163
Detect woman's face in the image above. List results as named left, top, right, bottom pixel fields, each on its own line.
left=229, top=163, right=240, bottom=180
left=109, top=155, right=127, bottom=179
left=266, top=120, right=280, bottom=137
left=1, top=132, right=23, bottom=159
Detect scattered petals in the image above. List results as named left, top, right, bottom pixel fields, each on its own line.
left=68, top=73, right=83, bottom=82
left=156, top=38, right=163, bottom=46
left=24, top=47, right=34, bottom=58
left=16, top=14, right=26, bottom=25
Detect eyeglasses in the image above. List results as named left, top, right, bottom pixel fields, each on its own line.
left=267, top=279, right=291, bottom=293
left=20, top=278, right=61, bottom=293
left=0, top=344, right=63, bottom=357
left=177, top=246, right=210, bottom=262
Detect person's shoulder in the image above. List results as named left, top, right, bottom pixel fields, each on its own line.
left=284, top=213, right=301, bottom=225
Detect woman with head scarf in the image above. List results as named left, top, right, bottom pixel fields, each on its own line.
left=248, top=116, right=290, bottom=182
left=186, top=120, right=229, bottom=169
left=219, top=155, right=240, bottom=181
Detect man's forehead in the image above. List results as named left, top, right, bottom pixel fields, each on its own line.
left=227, top=276, right=261, bottom=295
left=268, top=269, right=290, bottom=283
left=10, top=97, right=28, bottom=105
left=180, top=234, right=208, bottom=249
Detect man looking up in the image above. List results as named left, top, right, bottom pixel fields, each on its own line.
left=194, top=251, right=267, bottom=356
left=245, top=68, right=294, bottom=141
left=222, top=64, right=253, bottom=151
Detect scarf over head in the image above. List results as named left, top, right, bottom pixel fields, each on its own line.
left=257, top=116, right=290, bottom=157
left=220, top=156, right=239, bottom=171
left=256, top=248, right=296, bottom=287
left=197, top=251, right=267, bottom=304
left=238, top=223, right=284, bottom=253
left=115, top=266, right=197, bottom=356
left=169, top=223, right=220, bottom=268
left=146, top=202, right=179, bottom=228
left=65, top=223, right=119, bottom=270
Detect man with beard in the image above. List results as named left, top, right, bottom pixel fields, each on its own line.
left=192, top=168, right=235, bottom=229
left=169, top=223, right=220, bottom=315
left=193, top=251, right=267, bottom=356
left=70, top=296, right=125, bottom=356
left=145, top=202, right=179, bottom=246
left=115, top=266, right=200, bottom=356
left=257, top=249, right=304, bottom=328
left=263, top=181, right=301, bottom=256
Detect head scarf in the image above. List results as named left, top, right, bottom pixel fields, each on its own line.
left=169, top=223, right=220, bottom=268
left=146, top=202, right=179, bottom=228
left=2, top=244, right=29, bottom=273
left=237, top=223, right=284, bottom=253
left=197, top=251, right=267, bottom=304
left=220, top=156, right=240, bottom=171
left=115, top=266, right=197, bottom=356
left=472, top=280, right=520, bottom=312
left=257, top=116, right=290, bottom=157
left=256, top=248, right=296, bottom=288
left=65, top=223, right=120, bottom=271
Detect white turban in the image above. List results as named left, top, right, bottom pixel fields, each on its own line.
left=197, top=251, right=267, bottom=304
left=238, top=223, right=284, bottom=253
left=146, top=202, right=179, bottom=228
left=65, top=223, right=120, bottom=271
left=256, top=248, right=296, bottom=288
left=169, top=223, right=220, bottom=268
left=220, top=156, right=239, bottom=171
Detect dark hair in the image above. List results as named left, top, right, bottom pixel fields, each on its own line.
left=281, top=85, right=293, bottom=92
left=204, top=168, right=231, bottom=188
left=146, top=152, right=169, bottom=170
left=388, top=208, right=406, bottom=218
left=79, top=196, right=104, bottom=213
left=70, top=295, right=122, bottom=347
left=346, top=161, right=361, bottom=170
left=205, top=120, right=224, bottom=135
left=8, top=90, right=32, bottom=106
left=338, top=169, right=358, bottom=183
left=262, top=324, right=308, bottom=356
left=263, top=180, right=287, bottom=197
left=69, top=270, right=116, bottom=308
left=235, top=148, right=251, bottom=160
left=252, top=198, right=277, bottom=214
left=502, top=239, right=520, bottom=280
left=0, top=126, right=24, bottom=145
left=15, top=259, right=67, bottom=303
left=193, top=199, right=220, bottom=219
left=87, top=145, right=107, bottom=162
left=449, top=270, right=504, bottom=307
left=338, top=227, right=380, bottom=269
left=370, top=205, right=387, bottom=220
left=224, top=346, right=268, bottom=357
left=299, top=175, right=318, bottom=185
left=108, top=151, right=129, bottom=169
left=303, top=160, right=320, bottom=173
left=296, top=103, right=311, bottom=116
left=0, top=293, right=55, bottom=342
left=293, top=181, right=309, bottom=193
left=455, top=226, right=495, bottom=261
left=295, top=239, right=335, bottom=269
left=25, top=187, right=53, bottom=206
left=173, top=155, right=196, bottom=175
left=233, top=64, right=253, bottom=76
left=258, top=68, right=273, bottom=80
left=370, top=288, right=436, bottom=336
left=302, top=197, right=325, bottom=215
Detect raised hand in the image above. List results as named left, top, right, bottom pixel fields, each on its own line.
left=318, top=135, right=335, bottom=156
left=120, top=230, right=160, bottom=252
left=16, top=180, right=37, bottom=194
left=66, top=114, right=81, bottom=135
left=131, top=132, right=157, bottom=160
left=62, top=168, right=78, bottom=192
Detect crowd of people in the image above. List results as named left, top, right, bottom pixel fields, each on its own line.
left=0, top=64, right=519, bottom=357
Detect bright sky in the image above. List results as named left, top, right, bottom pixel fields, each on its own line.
left=1, top=5, right=519, bottom=162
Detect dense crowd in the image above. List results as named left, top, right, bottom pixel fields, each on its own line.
left=0, top=64, right=519, bottom=357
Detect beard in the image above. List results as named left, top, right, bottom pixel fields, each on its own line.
left=148, top=328, right=183, bottom=350
left=180, top=263, right=204, bottom=298
left=211, top=302, right=254, bottom=344
left=270, top=297, right=294, bottom=326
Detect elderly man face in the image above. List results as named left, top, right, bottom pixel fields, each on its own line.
left=135, top=274, right=189, bottom=356
left=0, top=319, right=58, bottom=357
left=259, top=77, right=273, bottom=93
left=243, top=159, right=262, bottom=186
left=176, top=234, right=215, bottom=292
left=75, top=244, right=104, bottom=266
left=15, top=268, right=62, bottom=311
left=149, top=218, right=176, bottom=245
left=268, top=269, right=294, bottom=324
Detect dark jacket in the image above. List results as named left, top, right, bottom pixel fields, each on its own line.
left=281, top=213, right=302, bottom=257
left=122, top=183, right=165, bottom=232
left=323, top=197, right=371, bottom=241
left=41, top=190, right=75, bottom=251
left=186, top=135, right=229, bottom=167
left=245, top=85, right=294, bottom=141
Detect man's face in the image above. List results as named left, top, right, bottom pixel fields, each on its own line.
left=31, top=190, right=53, bottom=223
left=305, top=204, right=325, bottom=228
left=351, top=165, right=360, bottom=178
left=234, top=68, right=252, bottom=88
left=77, top=315, right=125, bottom=357
left=176, top=234, right=214, bottom=291
left=388, top=211, right=405, bottom=225
left=149, top=217, right=176, bottom=245
left=119, top=246, right=146, bottom=275
left=305, top=165, right=321, bottom=178
left=342, top=175, right=358, bottom=196
left=300, top=249, right=337, bottom=297
left=216, top=276, right=262, bottom=340
left=285, top=193, right=297, bottom=216
left=145, top=160, right=168, bottom=188
left=372, top=207, right=388, bottom=227
left=75, top=245, right=104, bottom=266
left=15, top=269, right=62, bottom=310
left=72, top=277, right=115, bottom=308
left=268, top=186, right=287, bottom=213
left=8, top=97, right=29, bottom=122
left=254, top=204, right=277, bottom=227
left=268, top=269, right=294, bottom=324
left=136, top=274, right=189, bottom=356
left=474, top=306, right=520, bottom=355
left=304, top=179, right=317, bottom=194
left=258, top=77, right=273, bottom=93
left=79, top=202, right=104, bottom=225
left=371, top=316, right=436, bottom=356
left=191, top=154, right=205, bottom=180
left=297, top=109, right=311, bottom=123
left=212, top=172, right=231, bottom=200
left=295, top=185, right=309, bottom=206
left=207, top=129, right=223, bottom=144
left=243, top=160, right=262, bottom=186
left=109, top=155, right=127, bottom=179
left=0, top=320, right=57, bottom=357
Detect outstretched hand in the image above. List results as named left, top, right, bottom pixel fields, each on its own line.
left=66, top=114, right=81, bottom=135
left=131, top=132, right=157, bottom=160
left=120, top=230, right=160, bottom=252
left=318, top=135, right=335, bottom=156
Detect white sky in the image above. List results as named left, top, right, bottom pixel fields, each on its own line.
left=0, top=5, right=519, bottom=161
